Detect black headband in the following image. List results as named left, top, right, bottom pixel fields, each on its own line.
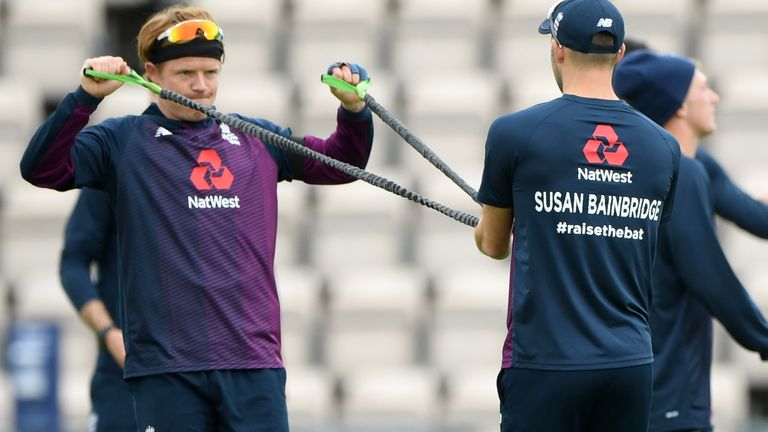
left=147, top=37, right=224, bottom=64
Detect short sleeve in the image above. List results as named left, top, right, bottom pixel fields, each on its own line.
left=478, top=117, right=517, bottom=208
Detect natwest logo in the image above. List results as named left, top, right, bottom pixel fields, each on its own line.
left=583, top=125, right=628, bottom=166
left=190, top=149, right=234, bottom=190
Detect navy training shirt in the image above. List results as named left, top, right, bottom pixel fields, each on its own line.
left=22, top=86, right=373, bottom=378
left=60, top=188, right=121, bottom=374
left=650, top=155, right=768, bottom=431
left=478, top=94, right=680, bottom=370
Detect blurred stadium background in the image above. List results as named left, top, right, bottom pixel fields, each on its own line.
left=0, top=0, right=767, bottom=431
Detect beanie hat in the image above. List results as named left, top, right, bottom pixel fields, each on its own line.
left=613, top=50, right=696, bottom=126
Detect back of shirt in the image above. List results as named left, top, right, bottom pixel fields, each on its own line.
left=478, top=95, right=680, bottom=370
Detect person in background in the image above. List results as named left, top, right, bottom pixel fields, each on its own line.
left=622, top=37, right=649, bottom=54
left=695, top=147, right=768, bottom=235
left=620, top=38, right=768, bottom=236
left=60, top=188, right=134, bottom=431
left=614, top=49, right=768, bottom=432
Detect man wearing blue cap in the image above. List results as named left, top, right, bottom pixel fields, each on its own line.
left=614, top=50, right=768, bottom=432
left=474, top=0, right=680, bottom=430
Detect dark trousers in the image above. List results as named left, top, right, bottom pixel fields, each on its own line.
left=90, top=370, right=136, bottom=432
left=497, top=364, right=653, bottom=432
left=128, top=368, right=289, bottom=432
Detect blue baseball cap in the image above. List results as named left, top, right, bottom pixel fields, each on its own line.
left=613, top=50, right=696, bottom=126
left=538, top=0, right=625, bottom=54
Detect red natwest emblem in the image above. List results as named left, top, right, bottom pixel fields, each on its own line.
left=190, top=149, right=234, bottom=190
left=583, top=125, right=628, bottom=166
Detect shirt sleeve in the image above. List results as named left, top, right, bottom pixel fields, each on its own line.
left=696, top=148, right=768, bottom=238
left=248, top=107, right=373, bottom=184
left=295, top=106, right=374, bottom=185
left=59, top=188, right=114, bottom=312
left=478, top=116, right=516, bottom=208
left=659, top=134, right=681, bottom=225
left=664, top=160, right=768, bottom=358
left=20, top=86, right=104, bottom=191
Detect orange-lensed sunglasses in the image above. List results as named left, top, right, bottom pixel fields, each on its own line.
left=156, top=19, right=223, bottom=43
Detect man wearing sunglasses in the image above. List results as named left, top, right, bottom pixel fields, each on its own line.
left=614, top=50, right=768, bottom=432
left=20, top=4, right=372, bottom=431
left=474, top=0, right=680, bottom=430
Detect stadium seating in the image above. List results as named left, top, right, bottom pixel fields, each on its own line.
left=0, top=77, right=44, bottom=144
left=285, top=365, right=337, bottom=427
left=276, top=267, right=324, bottom=366
left=287, top=0, right=390, bottom=81
left=2, top=0, right=104, bottom=100
left=323, top=266, right=429, bottom=371
left=390, top=0, right=491, bottom=75
left=440, top=365, right=503, bottom=429
left=339, top=366, right=441, bottom=428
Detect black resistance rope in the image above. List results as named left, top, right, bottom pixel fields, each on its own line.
left=84, top=69, right=480, bottom=227
left=321, top=74, right=480, bottom=203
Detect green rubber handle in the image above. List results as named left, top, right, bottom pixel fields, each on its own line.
left=321, top=74, right=372, bottom=100
left=83, top=68, right=162, bottom=94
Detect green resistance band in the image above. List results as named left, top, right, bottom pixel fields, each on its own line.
left=320, top=74, right=372, bottom=100
left=85, top=68, right=370, bottom=101
left=83, top=68, right=162, bottom=94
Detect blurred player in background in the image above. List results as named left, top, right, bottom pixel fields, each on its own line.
left=695, top=146, right=768, bottom=234
left=474, top=0, right=680, bottom=430
left=60, top=188, right=134, bottom=431
left=621, top=39, right=768, bottom=236
left=614, top=49, right=768, bottom=432
left=622, top=37, right=650, bottom=54
left=20, top=3, right=373, bottom=431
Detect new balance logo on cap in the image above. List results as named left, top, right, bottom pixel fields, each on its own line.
left=155, top=127, right=173, bottom=137
left=596, top=18, right=613, bottom=28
